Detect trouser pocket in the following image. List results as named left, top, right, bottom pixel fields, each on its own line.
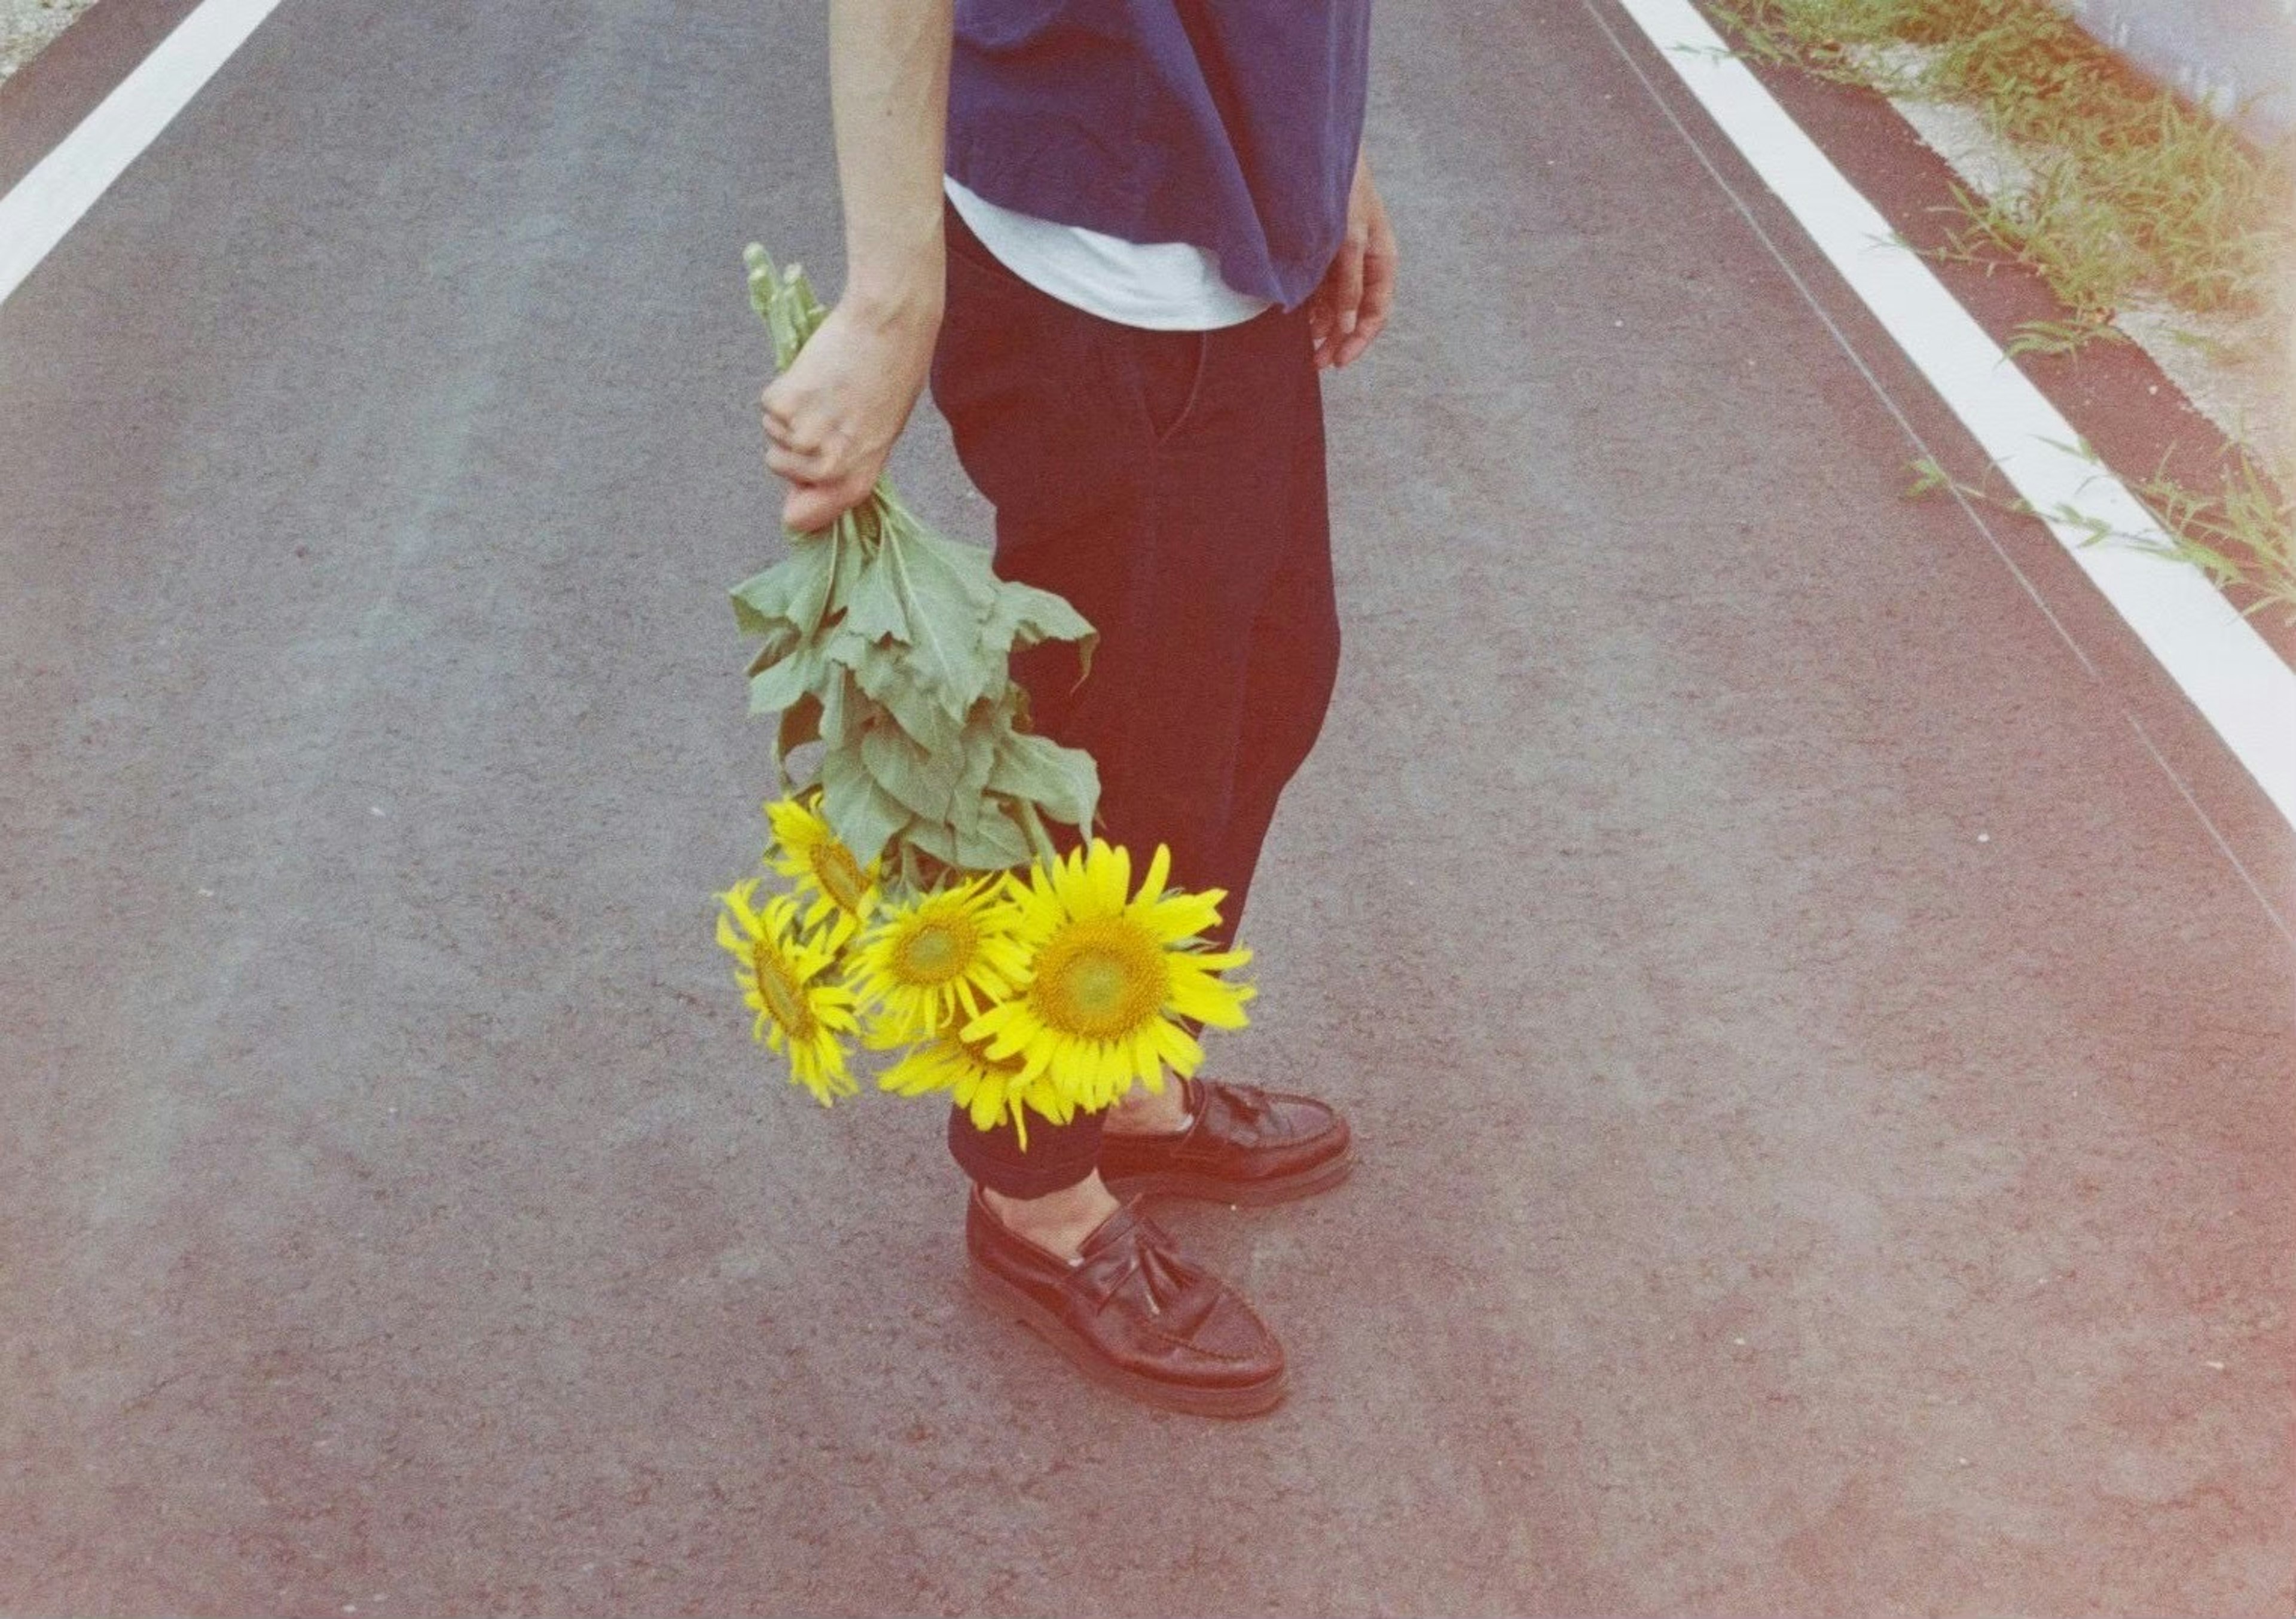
left=1131, top=326, right=1209, bottom=445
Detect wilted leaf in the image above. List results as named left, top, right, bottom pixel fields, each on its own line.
left=731, top=534, right=840, bottom=641
left=820, top=668, right=869, bottom=749
left=985, top=577, right=1095, bottom=654
left=903, top=816, right=959, bottom=867
left=841, top=546, right=911, bottom=643
left=775, top=692, right=822, bottom=769
left=861, top=720, right=963, bottom=822
left=879, top=527, right=1001, bottom=717
left=738, top=246, right=1121, bottom=890
left=829, top=511, right=869, bottom=606
left=743, top=622, right=802, bottom=679
left=841, top=639, right=963, bottom=756
left=956, top=709, right=1002, bottom=798
left=988, top=731, right=1100, bottom=831
left=819, top=747, right=909, bottom=869
left=749, top=642, right=825, bottom=717
left=955, top=801, right=1032, bottom=869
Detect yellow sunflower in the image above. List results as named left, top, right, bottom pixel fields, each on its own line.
left=961, top=840, right=1254, bottom=1115
left=845, top=875, right=1034, bottom=1047
left=878, top=1025, right=1076, bottom=1148
left=763, top=791, right=881, bottom=946
left=715, top=878, right=861, bottom=1104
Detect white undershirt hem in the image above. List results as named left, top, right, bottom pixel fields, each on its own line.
left=945, top=176, right=1272, bottom=332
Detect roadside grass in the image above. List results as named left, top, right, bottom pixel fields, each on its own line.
left=1911, top=444, right=2296, bottom=626
left=1704, top=0, right=2292, bottom=323
left=1704, top=0, right=2296, bottom=619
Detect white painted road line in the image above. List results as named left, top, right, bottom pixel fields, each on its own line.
left=1609, top=0, right=2296, bottom=836
left=0, top=0, right=287, bottom=311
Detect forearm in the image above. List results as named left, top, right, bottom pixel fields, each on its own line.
left=757, top=0, right=952, bottom=531
left=827, top=0, right=952, bottom=316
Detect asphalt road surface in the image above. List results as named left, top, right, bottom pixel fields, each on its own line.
left=3, top=1, right=2291, bottom=1614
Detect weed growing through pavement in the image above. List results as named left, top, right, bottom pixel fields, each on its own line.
left=1908, top=447, right=2296, bottom=627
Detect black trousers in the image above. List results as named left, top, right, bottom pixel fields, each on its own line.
left=926, top=204, right=1342, bottom=1199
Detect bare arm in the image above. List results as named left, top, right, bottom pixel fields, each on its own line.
left=761, top=0, right=953, bottom=533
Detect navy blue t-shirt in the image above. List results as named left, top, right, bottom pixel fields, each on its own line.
left=945, top=0, right=1374, bottom=311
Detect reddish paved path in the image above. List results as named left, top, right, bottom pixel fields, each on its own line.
left=2, top=1, right=2289, bottom=1612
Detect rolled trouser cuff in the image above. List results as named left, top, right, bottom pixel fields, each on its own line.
left=947, top=1103, right=1104, bottom=1198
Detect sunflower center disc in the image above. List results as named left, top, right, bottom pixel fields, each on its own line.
left=816, top=845, right=869, bottom=914
left=897, top=917, right=976, bottom=984
left=752, top=945, right=816, bottom=1038
left=1036, top=918, right=1170, bottom=1040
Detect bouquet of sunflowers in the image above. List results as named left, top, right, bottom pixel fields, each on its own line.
left=714, top=248, right=1256, bottom=1145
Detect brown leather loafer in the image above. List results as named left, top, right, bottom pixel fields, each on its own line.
left=1097, top=1076, right=1354, bottom=1205
left=964, top=1188, right=1287, bottom=1418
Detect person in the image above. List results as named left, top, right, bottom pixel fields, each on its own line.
left=759, top=0, right=1396, bottom=1417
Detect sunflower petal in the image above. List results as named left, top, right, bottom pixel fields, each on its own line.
left=1140, top=844, right=1172, bottom=905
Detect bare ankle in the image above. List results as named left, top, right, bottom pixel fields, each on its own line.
left=1104, top=1077, right=1191, bottom=1138
left=982, top=1173, right=1122, bottom=1261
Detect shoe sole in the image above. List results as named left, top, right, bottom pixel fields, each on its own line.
left=965, top=1261, right=1289, bottom=1419
left=1101, top=1149, right=1355, bottom=1208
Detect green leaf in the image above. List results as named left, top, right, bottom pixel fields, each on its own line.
left=1904, top=456, right=1952, bottom=499
left=840, top=639, right=963, bottom=756
left=941, top=711, right=1003, bottom=837
left=860, top=720, right=963, bottom=822
left=957, top=707, right=1002, bottom=798
left=743, top=622, right=802, bottom=679
left=954, top=801, right=1032, bottom=870
left=730, top=533, right=841, bottom=641
left=2005, top=316, right=2127, bottom=358
left=982, top=579, right=1097, bottom=689
left=748, top=642, right=825, bottom=717
left=902, top=817, right=960, bottom=869
left=988, top=731, right=1100, bottom=831
left=984, top=577, right=1095, bottom=650
left=829, top=510, right=869, bottom=604
left=2039, top=434, right=2102, bottom=466
left=788, top=530, right=844, bottom=637
left=841, top=546, right=911, bottom=643
left=819, top=747, right=909, bottom=870
left=878, top=527, right=1000, bottom=717
left=1013, top=797, right=1061, bottom=867
left=819, top=668, right=871, bottom=749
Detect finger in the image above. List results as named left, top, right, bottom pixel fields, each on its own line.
left=1334, top=248, right=1396, bottom=368
left=765, top=441, right=829, bottom=482
left=759, top=402, right=820, bottom=459
left=781, top=479, right=842, bottom=535
left=1332, top=236, right=1366, bottom=339
left=1332, top=320, right=1376, bottom=369
left=759, top=379, right=793, bottom=432
left=1362, top=238, right=1397, bottom=328
left=782, top=472, right=869, bottom=536
left=1306, top=286, right=1333, bottom=356
left=760, top=377, right=824, bottom=448
left=1317, top=243, right=1365, bottom=369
